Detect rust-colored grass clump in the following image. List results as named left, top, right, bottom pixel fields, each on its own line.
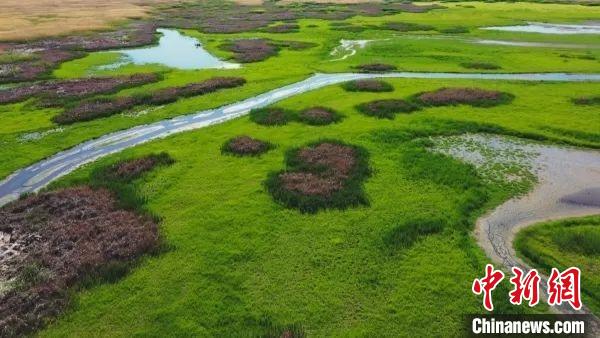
left=250, top=107, right=294, bottom=126
left=0, top=186, right=159, bottom=336
left=101, top=153, right=175, bottom=181
left=222, top=136, right=274, bottom=156
left=341, top=79, right=393, bottom=92
left=416, top=87, right=513, bottom=107
left=298, top=107, right=342, bottom=126
left=220, top=39, right=279, bottom=63
left=356, top=99, right=419, bottom=119
left=266, top=140, right=370, bottom=213
left=53, top=77, right=246, bottom=124
left=355, top=63, right=397, bottom=72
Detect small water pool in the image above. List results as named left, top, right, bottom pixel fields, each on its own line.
left=482, top=22, right=600, bottom=34
left=103, top=28, right=240, bottom=70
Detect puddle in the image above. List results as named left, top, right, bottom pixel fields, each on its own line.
left=433, top=133, right=600, bottom=272
left=101, top=28, right=240, bottom=70
left=18, top=127, right=64, bottom=143
left=482, top=22, right=600, bottom=34
left=330, top=39, right=373, bottom=61
left=474, top=39, right=591, bottom=49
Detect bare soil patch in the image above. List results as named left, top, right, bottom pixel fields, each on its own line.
left=356, top=99, right=418, bottom=119
left=341, top=79, right=393, bottom=92
left=266, top=141, right=370, bottom=213
left=222, top=136, right=274, bottom=156
left=0, top=186, right=159, bottom=336
left=416, top=87, right=513, bottom=107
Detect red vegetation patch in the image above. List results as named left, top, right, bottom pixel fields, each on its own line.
left=417, top=87, right=512, bottom=107
left=0, top=73, right=159, bottom=105
left=298, top=107, right=341, bottom=126
left=266, top=141, right=370, bottom=213
left=54, top=77, right=246, bottom=124
left=341, top=79, right=393, bottom=92
left=0, top=187, right=159, bottom=336
left=103, top=153, right=175, bottom=181
left=280, top=143, right=355, bottom=197
left=222, top=136, right=273, bottom=156
left=263, top=23, right=300, bottom=33
left=356, top=63, right=397, bottom=72
left=356, top=99, right=418, bottom=119
left=221, top=39, right=279, bottom=63
left=249, top=107, right=293, bottom=126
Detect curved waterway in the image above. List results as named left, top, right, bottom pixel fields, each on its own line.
left=1, top=71, right=600, bottom=205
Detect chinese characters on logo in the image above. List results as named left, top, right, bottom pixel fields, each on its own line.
left=472, top=264, right=582, bottom=311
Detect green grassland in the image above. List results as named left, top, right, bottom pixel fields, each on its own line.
left=1, top=1, right=599, bottom=336
left=515, top=217, right=600, bottom=314
left=1, top=2, right=600, bottom=180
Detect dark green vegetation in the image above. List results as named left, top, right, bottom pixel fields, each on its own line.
left=572, top=95, right=600, bottom=105
left=356, top=99, right=419, bottom=119
left=222, top=135, right=274, bottom=156
left=515, top=217, right=600, bottom=314
left=341, top=79, right=394, bottom=92
left=265, top=140, right=370, bottom=213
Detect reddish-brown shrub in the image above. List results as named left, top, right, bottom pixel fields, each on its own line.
left=250, top=107, right=293, bottom=126
left=263, top=23, right=300, bottom=33
left=102, top=153, right=175, bottom=181
left=416, top=87, right=513, bottom=107
left=0, top=73, right=159, bottom=105
left=341, top=79, right=393, bottom=92
left=266, top=141, right=370, bottom=213
left=222, top=136, right=274, bottom=156
left=356, top=63, right=397, bottom=72
left=221, top=39, right=279, bottom=63
left=298, top=107, right=342, bottom=126
left=0, top=186, right=159, bottom=336
left=53, top=77, right=246, bottom=124
left=356, top=99, right=418, bottom=119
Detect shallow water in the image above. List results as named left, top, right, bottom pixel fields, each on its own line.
left=434, top=133, right=600, bottom=315
left=104, top=28, right=240, bottom=70
left=330, top=39, right=373, bottom=61
left=475, top=39, right=591, bottom=49
left=482, top=22, right=600, bottom=34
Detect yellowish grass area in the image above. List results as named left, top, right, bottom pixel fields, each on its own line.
left=236, top=0, right=380, bottom=4
left=0, top=0, right=169, bottom=41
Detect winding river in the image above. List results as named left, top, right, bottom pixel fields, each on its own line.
left=2, top=71, right=600, bottom=206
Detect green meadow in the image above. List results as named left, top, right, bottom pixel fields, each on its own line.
left=0, top=1, right=599, bottom=336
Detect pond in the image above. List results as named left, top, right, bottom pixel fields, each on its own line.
left=482, top=22, right=600, bottom=34
left=103, top=28, right=240, bottom=70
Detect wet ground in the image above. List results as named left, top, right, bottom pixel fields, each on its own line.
left=433, top=133, right=600, bottom=316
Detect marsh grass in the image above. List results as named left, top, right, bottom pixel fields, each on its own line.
left=341, top=79, right=394, bottom=92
